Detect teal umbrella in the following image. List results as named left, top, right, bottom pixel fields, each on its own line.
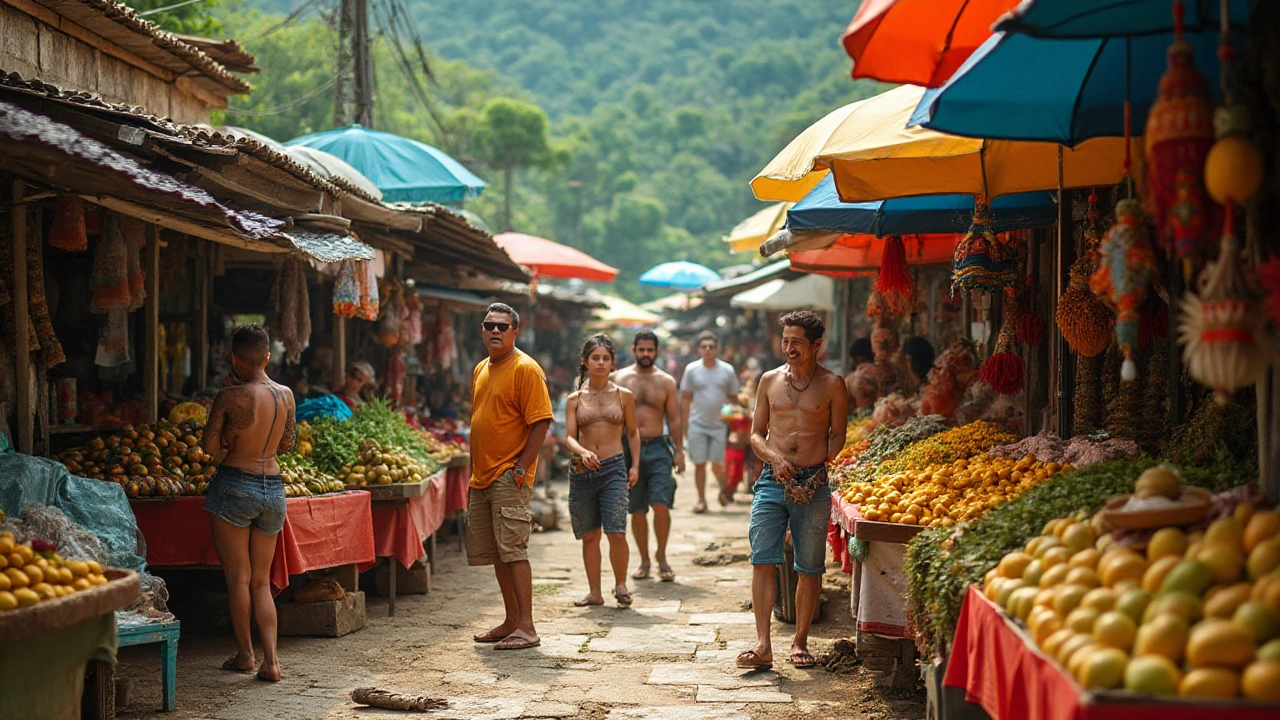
left=284, top=124, right=486, bottom=204
left=639, top=261, right=721, bottom=290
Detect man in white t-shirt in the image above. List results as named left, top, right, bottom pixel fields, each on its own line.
left=680, top=331, right=738, bottom=513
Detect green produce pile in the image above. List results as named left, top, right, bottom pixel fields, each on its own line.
left=306, top=399, right=442, bottom=478
left=831, top=415, right=950, bottom=491
left=904, top=454, right=1255, bottom=658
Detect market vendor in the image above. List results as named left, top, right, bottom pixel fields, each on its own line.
left=334, top=360, right=376, bottom=410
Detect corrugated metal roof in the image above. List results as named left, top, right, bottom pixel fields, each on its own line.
left=279, top=231, right=375, bottom=263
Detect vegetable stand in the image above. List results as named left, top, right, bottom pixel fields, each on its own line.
left=368, top=469, right=449, bottom=616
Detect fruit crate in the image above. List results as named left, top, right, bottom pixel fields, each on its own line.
left=0, top=569, right=140, bottom=642
left=360, top=471, right=443, bottom=501
left=447, top=454, right=470, bottom=469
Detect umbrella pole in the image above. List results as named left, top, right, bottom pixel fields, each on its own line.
left=1052, top=147, right=1076, bottom=437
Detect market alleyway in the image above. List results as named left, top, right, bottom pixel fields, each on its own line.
left=119, top=473, right=924, bottom=720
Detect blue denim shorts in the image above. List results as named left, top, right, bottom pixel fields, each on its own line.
left=205, top=466, right=287, bottom=535
left=748, top=463, right=831, bottom=575
left=626, top=437, right=677, bottom=514
left=568, top=453, right=629, bottom=539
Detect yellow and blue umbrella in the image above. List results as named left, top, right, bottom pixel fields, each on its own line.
left=723, top=202, right=792, bottom=254
left=910, top=29, right=1236, bottom=145
left=996, top=0, right=1255, bottom=38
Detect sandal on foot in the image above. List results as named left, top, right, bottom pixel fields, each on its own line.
left=631, top=565, right=651, bottom=580
left=473, top=630, right=508, bottom=643
left=693, top=501, right=708, bottom=514
left=573, top=596, right=604, bottom=607
left=659, top=567, right=676, bottom=582
left=221, top=655, right=254, bottom=673
left=495, top=634, right=541, bottom=650
left=614, top=588, right=633, bottom=607
left=736, top=649, right=773, bottom=670
left=788, top=650, right=817, bottom=668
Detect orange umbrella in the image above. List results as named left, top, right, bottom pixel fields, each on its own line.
left=493, top=232, right=618, bottom=282
left=789, top=233, right=958, bottom=278
left=841, top=0, right=1019, bottom=87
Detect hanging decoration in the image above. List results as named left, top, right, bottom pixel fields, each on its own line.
left=267, top=256, right=311, bottom=363
left=26, top=215, right=64, bottom=368
left=90, top=214, right=131, bottom=312
left=378, top=281, right=404, bottom=347
left=48, top=196, right=88, bottom=252
left=1144, top=0, right=1216, bottom=282
left=979, top=288, right=1025, bottom=396
left=874, top=235, right=916, bottom=316
left=1057, top=192, right=1115, bottom=356
left=122, top=216, right=146, bottom=311
left=1017, top=261, right=1043, bottom=347
left=951, top=200, right=1018, bottom=294
left=356, top=260, right=380, bottom=321
left=1090, top=199, right=1159, bottom=381
left=400, top=291, right=424, bottom=346
left=333, top=260, right=359, bottom=317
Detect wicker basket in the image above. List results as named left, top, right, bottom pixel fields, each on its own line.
left=0, top=570, right=140, bottom=643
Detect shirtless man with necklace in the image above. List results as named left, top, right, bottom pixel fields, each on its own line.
left=613, top=331, right=685, bottom=582
left=737, top=311, right=847, bottom=671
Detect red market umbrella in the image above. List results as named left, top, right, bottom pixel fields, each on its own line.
left=493, top=232, right=618, bottom=282
left=788, top=233, right=958, bottom=278
left=841, top=0, right=1018, bottom=87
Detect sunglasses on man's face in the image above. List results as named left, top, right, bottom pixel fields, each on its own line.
left=482, top=322, right=512, bottom=333
left=700, top=344, right=716, bottom=350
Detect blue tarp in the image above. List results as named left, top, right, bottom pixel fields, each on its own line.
left=787, top=174, right=1058, bottom=236
left=285, top=124, right=486, bottom=205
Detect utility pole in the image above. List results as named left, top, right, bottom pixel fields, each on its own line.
left=352, top=0, right=374, bottom=127
left=334, top=0, right=374, bottom=128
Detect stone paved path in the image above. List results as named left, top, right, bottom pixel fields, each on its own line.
left=117, top=472, right=924, bottom=719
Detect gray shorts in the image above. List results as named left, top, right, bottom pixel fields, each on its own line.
left=568, top=453, right=629, bottom=538
left=627, top=437, right=677, bottom=514
left=687, top=423, right=726, bottom=465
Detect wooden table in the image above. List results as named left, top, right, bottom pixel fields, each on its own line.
left=366, top=471, right=448, bottom=616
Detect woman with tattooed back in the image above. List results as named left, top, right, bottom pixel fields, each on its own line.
left=202, top=324, right=296, bottom=682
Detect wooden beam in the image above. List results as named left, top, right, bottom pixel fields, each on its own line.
left=81, top=195, right=289, bottom=254
left=332, top=315, right=346, bottom=390
left=196, top=240, right=209, bottom=390
left=11, top=180, right=32, bottom=454
left=143, top=224, right=160, bottom=422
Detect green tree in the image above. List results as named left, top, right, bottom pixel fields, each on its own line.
left=472, top=98, right=556, bottom=231
left=123, top=0, right=222, bottom=36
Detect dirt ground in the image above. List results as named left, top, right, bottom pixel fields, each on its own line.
left=116, top=471, right=926, bottom=720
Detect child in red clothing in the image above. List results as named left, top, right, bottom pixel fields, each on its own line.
left=724, top=411, right=753, bottom=497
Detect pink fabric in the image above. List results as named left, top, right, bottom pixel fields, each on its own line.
left=445, top=466, right=470, bottom=515
left=371, top=471, right=448, bottom=569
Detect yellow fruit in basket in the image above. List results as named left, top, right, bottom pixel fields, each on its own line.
left=1233, top=600, right=1280, bottom=643
left=1248, top=537, right=1280, bottom=580
left=1179, top=667, right=1240, bottom=698
left=1062, top=523, right=1096, bottom=554
left=1245, top=511, right=1280, bottom=552
left=1112, top=578, right=1141, bottom=595
left=1134, top=613, right=1188, bottom=661
left=57, top=567, right=73, bottom=585
left=0, top=536, right=12, bottom=555
left=72, top=577, right=91, bottom=591
left=1026, top=536, right=1049, bottom=556
left=1256, top=576, right=1280, bottom=615
left=1067, top=642, right=1099, bottom=679
left=1054, top=584, right=1090, bottom=616
left=86, top=560, right=102, bottom=574
left=1135, top=466, right=1182, bottom=500
left=4, top=568, right=29, bottom=589
left=1044, top=518, right=1067, bottom=536
left=1041, top=546, right=1072, bottom=571
left=1205, top=517, right=1245, bottom=550
left=1079, top=647, right=1129, bottom=689
left=13, top=587, right=39, bottom=607
left=1144, top=591, right=1203, bottom=625
left=22, top=565, right=43, bottom=585
left=1161, top=560, right=1214, bottom=596
left=1196, top=542, right=1245, bottom=585
left=1187, top=619, right=1255, bottom=668
left=1029, top=606, right=1058, bottom=634
left=1242, top=661, right=1280, bottom=701
left=0, top=572, right=8, bottom=592
left=1124, top=654, right=1182, bottom=696
left=1234, top=502, right=1257, bottom=526
left=1066, top=606, right=1102, bottom=634
left=0, top=590, right=16, bottom=611
left=1081, top=587, right=1118, bottom=613
left=1066, top=566, right=1101, bottom=589
left=1092, top=611, right=1137, bottom=651
left=1204, top=583, right=1253, bottom=619
left=1147, top=527, right=1188, bottom=562
left=89, top=573, right=107, bottom=586
left=1042, top=628, right=1078, bottom=659
left=985, top=576, right=1007, bottom=601
left=1116, top=588, right=1152, bottom=622
left=1099, top=551, right=1146, bottom=588
left=1057, top=633, right=1094, bottom=666
left=1069, top=548, right=1101, bottom=569
left=1095, top=533, right=1113, bottom=552
left=1041, top=565, right=1070, bottom=589
left=998, top=552, right=1034, bottom=579
left=30, top=582, right=55, bottom=601
left=1142, top=556, right=1183, bottom=593
left=1034, top=587, right=1057, bottom=609
left=1022, top=559, right=1044, bottom=587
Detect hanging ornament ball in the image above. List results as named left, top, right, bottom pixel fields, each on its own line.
left=1205, top=135, right=1263, bottom=206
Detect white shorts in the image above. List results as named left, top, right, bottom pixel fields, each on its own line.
left=687, top=424, right=727, bottom=465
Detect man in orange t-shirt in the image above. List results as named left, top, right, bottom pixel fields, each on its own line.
left=467, top=303, right=553, bottom=651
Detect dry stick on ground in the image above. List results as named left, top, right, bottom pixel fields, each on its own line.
left=350, top=688, right=448, bottom=711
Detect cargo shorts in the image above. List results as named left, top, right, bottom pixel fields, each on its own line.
left=467, top=468, right=534, bottom=565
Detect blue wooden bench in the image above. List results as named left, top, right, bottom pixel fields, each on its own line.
left=117, top=621, right=180, bottom=712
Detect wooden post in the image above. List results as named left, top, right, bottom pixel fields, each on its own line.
left=1053, top=190, right=1076, bottom=437
left=11, top=180, right=32, bottom=454
left=143, top=225, right=160, bottom=422
left=196, top=240, right=210, bottom=390
left=333, top=315, right=347, bottom=389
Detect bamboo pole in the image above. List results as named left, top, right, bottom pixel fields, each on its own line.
left=333, top=315, right=346, bottom=390
left=143, top=224, right=160, bottom=422
left=11, top=180, right=32, bottom=454
left=196, top=240, right=210, bottom=390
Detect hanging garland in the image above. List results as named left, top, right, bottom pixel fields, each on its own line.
left=1089, top=199, right=1159, bottom=381
left=951, top=200, right=1018, bottom=294
left=1056, top=192, right=1115, bottom=357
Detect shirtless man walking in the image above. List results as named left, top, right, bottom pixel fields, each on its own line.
left=202, top=324, right=296, bottom=682
left=736, top=311, right=848, bottom=671
left=614, top=331, right=685, bottom=582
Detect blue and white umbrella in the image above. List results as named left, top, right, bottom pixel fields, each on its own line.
left=639, top=261, right=721, bottom=290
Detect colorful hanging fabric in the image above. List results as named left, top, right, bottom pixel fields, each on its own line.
left=26, top=215, right=64, bottom=368
left=377, top=280, right=403, bottom=347
left=356, top=260, right=380, bottom=321
left=267, top=256, right=311, bottom=363
left=952, top=201, right=1018, bottom=294
left=400, top=291, right=424, bottom=346
left=333, top=260, right=360, bottom=317
left=1089, top=199, right=1159, bottom=381
left=48, top=195, right=88, bottom=252
left=979, top=288, right=1025, bottom=396
left=1144, top=3, right=1216, bottom=281
left=90, top=214, right=131, bottom=312
left=122, top=216, right=146, bottom=311
left=1017, top=263, right=1043, bottom=347
left=874, top=235, right=915, bottom=316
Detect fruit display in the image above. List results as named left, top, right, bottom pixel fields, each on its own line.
left=167, top=401, right=208, bottom=425
left=340, top=440, right=429, bottom=487
left=982, top=468, right=1280, bottom=701
left=307, top=399, right=442, bottom=479
left=831, top=415, right=950, bottom=488
left=873, top=421, right=1018, bottom=478
left=278, top=455, right=345, bottom=497
left=421, top=431, right=467, bottom=464
left=843, top=454, right=1070, bottom=527
left=833, top=416, right=878, bottom=464
left=0, top=534, right=111, bottom=612
left=57, top=420, right=214, bottom=498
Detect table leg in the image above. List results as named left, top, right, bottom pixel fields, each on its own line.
left=425, top=533, right=437, bottom=577
left=162, top=631, right=178, bottom=712
left=388, top=557, right=397, bottom=617
left=81, top=659, right=115, bottom=720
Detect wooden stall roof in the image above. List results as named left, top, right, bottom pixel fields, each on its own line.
left=171, top=34, right=258, bottom=74
left=25, top=0, right=252, bottom=96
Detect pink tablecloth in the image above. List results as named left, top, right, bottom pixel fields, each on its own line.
left=445, top=465, right=469, bottom=514
left=370, top=471, right=448, bottom=569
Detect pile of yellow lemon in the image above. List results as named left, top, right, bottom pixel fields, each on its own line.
left=0, top=532, right=110, bottom=612
left=843, top=454, right=1068, bottom=527
left=984, top=489, right=1280, bottom=700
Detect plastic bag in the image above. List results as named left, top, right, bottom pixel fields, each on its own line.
left=333, top=260, right=359, bottom=317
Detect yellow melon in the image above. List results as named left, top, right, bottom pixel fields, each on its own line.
left=1244, top=511, right=1280, bottom=552
left=1242, top=661, right=1280, bottom=702
left=1142, top=556, right=1183, bottom=594
left=1092, top=611, right=1137, bottom=652
left=1133, top=614, right=1188, bottom=662
left=1124, top=655, right=1182, bottom=696
left=1147, top=527, right=1188, bottom=562
left=1203, top=583, right=1253, bottom=619
left=1179, top=667, right=1240, bottom=698
left=1079, top=647, right=1129, bottom=690
left=1186, top=619, right=1255, bottom=669
left=1196, top=542, right=1245, bottom=585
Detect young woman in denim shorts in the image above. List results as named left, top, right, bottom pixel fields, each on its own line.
left=564, top=334, right=641, bottom=607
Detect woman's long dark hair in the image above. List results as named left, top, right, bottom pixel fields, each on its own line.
left=576, top=333, right=616, bottom=391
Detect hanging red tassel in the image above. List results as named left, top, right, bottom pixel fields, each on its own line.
left=980, top=289, right=1025, bottom=396
left=1144, top=0, right=1216, bottom=282
left=875, top=235, right=914, bottom=315
left=1018, top=311, right=1044, bottom=347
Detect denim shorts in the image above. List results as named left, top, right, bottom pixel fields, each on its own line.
left=687, top=423, right=726, bottom=465
left=748, top=463, right=831, bottom=576
left=204, top=466, right=287, bottom=535
left=626, top=437, right=677, bottom=514
left=568, top=453, right=629, bottom=539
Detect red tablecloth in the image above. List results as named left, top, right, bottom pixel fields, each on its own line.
left=944, top=586, right=1280, bottom=720
left=130, top=491, right=376, bottom=594
left=445, top=465, right=469, bottom=515
left=371, top=471, right=448, bottom=569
